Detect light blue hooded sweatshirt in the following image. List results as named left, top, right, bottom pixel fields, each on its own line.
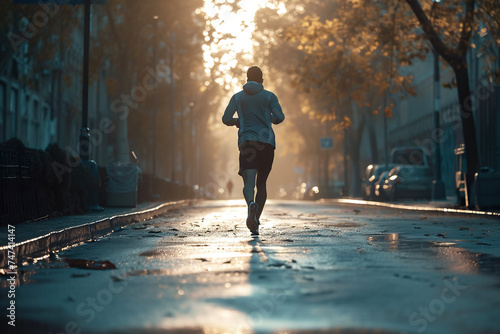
left=222, top=81, right=285, bottom=149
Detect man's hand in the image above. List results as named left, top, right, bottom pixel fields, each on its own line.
left=234, top=118, right=240, bottom=128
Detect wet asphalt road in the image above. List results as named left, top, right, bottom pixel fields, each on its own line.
left=2, top=200, right=500, bottom=334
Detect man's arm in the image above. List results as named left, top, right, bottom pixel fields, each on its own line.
left=222, top=95, right=239, bottom=127
left=269, top=93, right=284, bottom=124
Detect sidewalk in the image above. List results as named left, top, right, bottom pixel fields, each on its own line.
left=319, top=197, right=500, bottom=217
left=0, top=200, right=197, bottom=268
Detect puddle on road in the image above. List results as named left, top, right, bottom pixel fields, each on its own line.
left=366, top=233, right=500, bottom=276
left=0, top=257, right=117, bottom=287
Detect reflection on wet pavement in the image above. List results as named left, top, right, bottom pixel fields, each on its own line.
left=366, top=233, right=500, bottom=276
left=1, top=200, right=500, bottom=334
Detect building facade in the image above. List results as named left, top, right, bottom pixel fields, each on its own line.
left=0, top=7, right=113, bottom=166
left=360, top=34, right=499, bottom=197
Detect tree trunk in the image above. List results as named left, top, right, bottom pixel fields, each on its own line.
left=348, top=112, right=367, bottom=197
left=367, top=113, right=379, bottom=163
left=454, top=62, right=480, bottom=204
left=116, top=58, right=131, bottom=163
left=404, top=0, right=480, bottom=206
left=350, top=145, right=362, bottom=197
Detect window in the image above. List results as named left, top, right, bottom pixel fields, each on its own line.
left=24, top=95, right=29, bottom=117
left=0, top=83, right=5, bottom=127
left=10, top=88, right=18, bottom=113
left=10, top=88, right=18, bottom=136
left=33, top=100, right=39, bottom=120
left=21, top=95, right=29, bottom=142
left=32, top=100, right=40, bottom=145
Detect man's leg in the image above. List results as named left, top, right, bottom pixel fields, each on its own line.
left=242, top=169, right=259, bottom=233
left=241, top=169, right=257, bottom=205
left=255, top=170, right=270, bottom=221
left=255, top=144, right=274, bottom=221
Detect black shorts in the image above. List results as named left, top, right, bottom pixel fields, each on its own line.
left=238, top=141, right=275, bottom=176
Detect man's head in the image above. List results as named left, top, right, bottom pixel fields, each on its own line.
left=247, top=66, right=263, bottom=84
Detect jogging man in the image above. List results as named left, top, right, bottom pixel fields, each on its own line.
left=222, top=66, right=285, bottom=235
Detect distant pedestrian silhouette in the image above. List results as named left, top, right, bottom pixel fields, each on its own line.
left=227, top=179, right=233, bottom=197
left=222, top=66, right=285, bottom=235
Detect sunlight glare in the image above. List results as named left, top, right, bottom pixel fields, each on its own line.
left=202, top=0, right=277, bottom=92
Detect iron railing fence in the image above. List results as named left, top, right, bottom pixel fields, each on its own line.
left=0, top=145, right=50, bottom=225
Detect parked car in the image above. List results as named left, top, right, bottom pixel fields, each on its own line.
left=361, top=164, right=395, bottom=200
left=383, top=165, right=433, bottom=201
left=391, top=146, right=430, bottom=167
left=374, top=171, right=391, bottom=201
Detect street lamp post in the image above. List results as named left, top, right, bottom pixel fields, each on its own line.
left=152, top=16, right=159, bottom=179
left=80, top=0, right=103, bottom=211
left=79, top=0, right=91, bottom=162
left=14, top=0, right=104, bottom=211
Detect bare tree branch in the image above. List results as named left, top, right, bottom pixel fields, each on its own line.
left=404, top=0, right=457, bottom=66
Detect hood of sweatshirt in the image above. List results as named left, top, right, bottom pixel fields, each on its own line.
left=243, top=81, right=264, bottom=95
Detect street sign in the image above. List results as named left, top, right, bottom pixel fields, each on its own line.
left=320, top=137, right=333, bottom=149
left=13, top=0, right=107, bottom=4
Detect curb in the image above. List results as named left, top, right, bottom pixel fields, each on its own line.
left=318, top=198, right=500, bottom=218
left=0, top=199, right=197, bottom=268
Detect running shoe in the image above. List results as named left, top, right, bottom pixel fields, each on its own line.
left=246, top=201, right=259, bottom=234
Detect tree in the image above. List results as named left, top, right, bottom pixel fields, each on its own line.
left=1, top=3, right=77, bottom=78
left=279, top=1, right=419, bottom=195
left=404, top=0, right=499, bottom=204
left=252, top=1, right=340, bottom=192
left=254, top=0, right=499, bottom=199
left=92, top=0, right=204, bottom=175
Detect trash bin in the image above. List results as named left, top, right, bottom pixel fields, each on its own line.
left=474, top=167, right=500, bottom=210
left=106, top=162, right=138, bottom=207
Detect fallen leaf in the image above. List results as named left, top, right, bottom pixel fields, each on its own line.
left=149, top=228, right=162, bottom=233
left=65, top=259, right=116, bottom=270
left=301, top=266, right=315, bottom=270
left=111, top=275, right=125, bottom=282
left=71, top=273, right=90, bottom=278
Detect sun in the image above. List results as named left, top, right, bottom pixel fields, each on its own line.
left=200, top=0, right=286, bottom=92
